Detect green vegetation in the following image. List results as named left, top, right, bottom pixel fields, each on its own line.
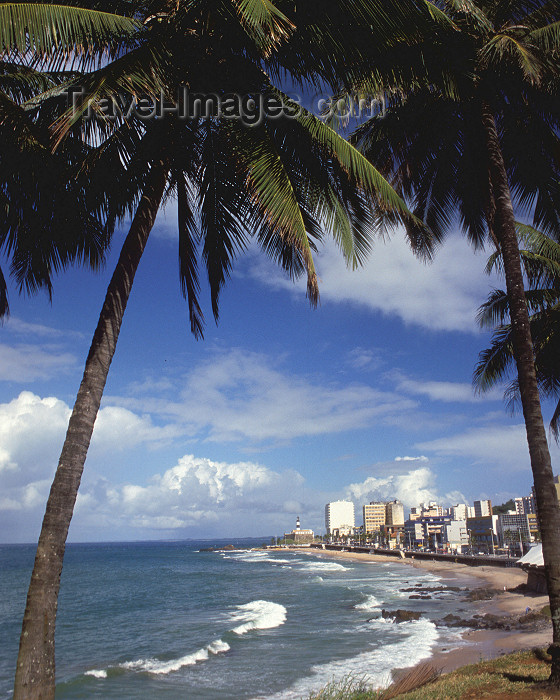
left=308, top=649, right=558, bottom=699
left=477, top=227, right=560, bottom=442
left=493, top=499, right=516, bottom=515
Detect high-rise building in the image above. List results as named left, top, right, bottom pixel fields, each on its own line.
left=363, top=502, right=386, bottom=533
left=514, top=496, right=536, bottom=515
left=385, top=500, right=404, bottom=526
left=325, top=501, right=355, bottom=535
left=450, top=504, right=469, bottom=521
left=420, top=502, right=443, bottom=517
left=474, top=499, right=492, bottom=517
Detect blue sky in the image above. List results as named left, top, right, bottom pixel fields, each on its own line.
left=1, top=203, right=559, bottom=543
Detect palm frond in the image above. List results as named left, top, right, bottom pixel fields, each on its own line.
left=176, top=173, right=204, bottom=339
left=0, top=4, right=139, bottom=59
left=529, top=20, right=560, bottom=53
left=233, top=0, right=294, bottom=56
left=479, top=32, right=543, bottom=84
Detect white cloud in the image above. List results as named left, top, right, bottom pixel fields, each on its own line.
left=72, top=454, right=308, bottom=535
left=4, top=317, right=82, bottom=339
left=0, top=392, right=70, bottom=485
left=0, top=392, right=179, bottom=492
left=347, top=347, right=383, bottom=370
left=110, top=349, right=418, bottom=443
left=345, top=465, right=466, bottom=508
left=415, top=424, right=560, bottom=471
left=0, top=344, right=77, bottom=382
left=390, top=371, right=503, bottom=403
left=394, top=455, right=428, bottom=462
left=250, top=232, right=497, bottom=333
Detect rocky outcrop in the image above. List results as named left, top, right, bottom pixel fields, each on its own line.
left=381, top=609, right=423, bottom=623
left=437, top=608, right=551, bottom=632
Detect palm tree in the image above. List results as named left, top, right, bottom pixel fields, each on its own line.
left=476, top=224, right=560, bottom=440
left=350, top=0, right=560, bottom=683
left=11, top=1, right=443, bottom=696
left=0, top=4, right=140, bottom=315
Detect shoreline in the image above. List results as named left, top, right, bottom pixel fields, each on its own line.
left=282, top=547, right=552, bottom=678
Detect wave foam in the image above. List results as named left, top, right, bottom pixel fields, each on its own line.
left=84, top=669, right=107, bottom=679
left=299, top=561, right=349, bottom=572
left=117, top=638, right=230, bottom=676
left=262, top=618, right=439, bottom=699
left=355, top=594, right=380, bottom=611
left=230, top=600, right=287, bottom=635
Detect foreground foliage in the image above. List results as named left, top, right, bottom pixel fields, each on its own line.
left=309, top=648, right=560, bottom=699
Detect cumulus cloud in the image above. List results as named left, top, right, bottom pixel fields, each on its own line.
left=345, top=464, right=466, bottom=508
left=0, top=392, right=71, bottom=485
left=0, top=391, right=180, bottom=492
left=112, top=349, right=417, bottom=443
left=72, top=454, right=308, bottom=536
left=249, top=232, right=496, bottom=333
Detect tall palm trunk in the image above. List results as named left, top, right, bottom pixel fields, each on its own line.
left=13, top=161, right=168, bottom=699
left=482, top=102, right=560, bottom=684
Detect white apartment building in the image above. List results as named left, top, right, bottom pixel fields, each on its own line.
left=325, top=501, right=355, bottom=535
left=385, top=500, right=405, bottom=526
left=474, top=499, right=492, bottom=517
left=450, top=504, right=469, bottom=521
left=515, top=496, right=536, bottom=515
left=444, top=520, right=469, bottom=552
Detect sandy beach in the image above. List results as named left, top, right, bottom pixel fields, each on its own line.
left=284, top=547, right=552, bottom=675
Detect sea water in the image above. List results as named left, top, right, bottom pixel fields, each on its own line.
left=0, top=540, right=471, bottom=699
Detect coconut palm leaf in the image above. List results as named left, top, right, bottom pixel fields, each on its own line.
left=0, top=3, right=139, bottom=61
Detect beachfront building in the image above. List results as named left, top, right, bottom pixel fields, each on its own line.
left=284, top=516, right=314, bottom=544
left=474, top=499, right=492, bottom=517
left=385, top=500, right=404, bottom=525
left=325, top=501, right=355, bottom=537
left=443, top=520, right=469, bottom=553
left=466, top=514, right=499, bottom=553
left=363, top=502, right=386, bottom=535
left=409, top=506, right=422, bottom=521
left=404, top=515, right=454, bottom=550
left=497, top=513, right=538, bottom=554
left=450, top=504, right=469, bottom=521
left=515, top=495, right=536, bottom=515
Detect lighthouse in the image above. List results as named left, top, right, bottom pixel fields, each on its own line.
left=283, top=516, right=314, bottom=544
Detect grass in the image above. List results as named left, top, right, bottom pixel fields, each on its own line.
left=307, top=649, right=560, bottom=699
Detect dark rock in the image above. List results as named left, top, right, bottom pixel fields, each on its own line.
left=464, top=587, right=501, bottom=601
left=381, top=609, right=423, bottom=623
left=409, top=594, right=432, bottom=599
left=442, top=614, right=461, bottom=622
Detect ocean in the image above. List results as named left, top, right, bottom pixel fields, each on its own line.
left=0, top=540, right=470, bottom=699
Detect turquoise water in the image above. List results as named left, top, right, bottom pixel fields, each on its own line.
left=0, top=541, right=469, bottom=699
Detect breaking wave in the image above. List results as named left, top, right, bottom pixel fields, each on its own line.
left=230, top=600, right=287, bottom=635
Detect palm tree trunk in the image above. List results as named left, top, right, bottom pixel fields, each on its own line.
left=13, top=161, right=168, bottom=700
left=481, top=102, right=560, bottom=684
